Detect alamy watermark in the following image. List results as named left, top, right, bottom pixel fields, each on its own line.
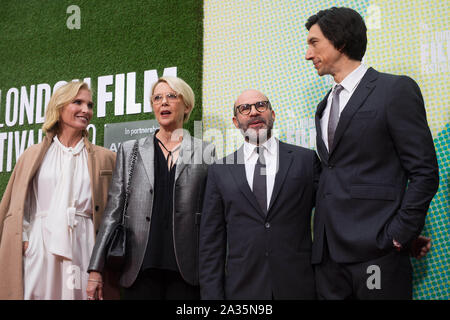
left=66, top=5, right=81, bottom=30
left=366, top=264, right=381, bottom=290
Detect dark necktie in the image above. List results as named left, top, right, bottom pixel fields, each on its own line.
left=252, top=146, right=267, bottom=214
left=327, top=84, right=344, bottom=150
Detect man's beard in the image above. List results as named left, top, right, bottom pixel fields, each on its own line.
left=237, top=116, right=273, bottom=145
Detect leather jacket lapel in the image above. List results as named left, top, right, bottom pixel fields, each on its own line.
left=175, top=135, right=194, bottom=182
left=138, top=134, right=155, bottom=189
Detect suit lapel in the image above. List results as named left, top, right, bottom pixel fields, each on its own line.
left=175, top=134, right=194, bottom=182
left=228, top=147, right=266, bottom=218
left=329, top=67, right=378, bottom=156
left=316, top=90, right=330, bottom=119
left=138, top=134, right=155, bottom=189
left=315, top=91, right=331, bottom=162
left=267, top=141, right=293, bottom=214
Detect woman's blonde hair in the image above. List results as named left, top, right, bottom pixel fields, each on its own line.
left=42, top=81, right=92, bottom=136
left=151, top=76, right=195, bottom=123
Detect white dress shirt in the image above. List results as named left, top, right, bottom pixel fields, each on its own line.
left=243, top=136, right=278, bottom=210
left=321, top=63, right=368, bottom=151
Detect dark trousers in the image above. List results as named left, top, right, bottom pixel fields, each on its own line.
left=314, top=238, right=412, bottom=300
left=122, top=268, right=200, bottom=300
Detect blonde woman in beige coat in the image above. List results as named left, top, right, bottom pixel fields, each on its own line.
left=0, top=81, right=116, bottom=300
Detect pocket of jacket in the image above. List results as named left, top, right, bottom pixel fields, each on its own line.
left=350, top=184, right=396, bottom=200
left=2, top=212, right=13, bottom=225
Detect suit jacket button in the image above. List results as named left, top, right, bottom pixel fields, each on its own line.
left=95, top=205, right=99, bottom=211
left=146, top=217, right=150, bottom=222
left=328, top=164, right=334, bottom=169
left=265, top=222, right=270, bottom=229
left=265, top=252, right=269, bottom=257
left=150, top=189, right=153, bottom=194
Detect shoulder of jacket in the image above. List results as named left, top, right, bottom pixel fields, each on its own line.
left=191, top=136, right=208, bottom=145
left=375, top=70, right=415, bottom=84
left=17, top=140, right=45, bottom=162
left=376, top=72, right=420, bottom=96
left=279, top=140, right=314, bottom=155
left=191, top=136, right=215, bottom=152
left=212, top=150, right=239, bottom=167
left=121, top=139, right=139, bottom=150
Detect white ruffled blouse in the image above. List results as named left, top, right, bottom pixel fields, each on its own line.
left=23, top=136, right=92, bottom=259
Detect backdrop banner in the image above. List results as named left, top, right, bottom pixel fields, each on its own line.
left=0, top=0, right=203, bottom=184
left=104, top=119, right=159, bottom=152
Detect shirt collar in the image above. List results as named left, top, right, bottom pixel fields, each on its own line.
left=243, top=135, right=277, bottom=161
left=333, top=63, right=368, bottom=94
left=53, top=135, right=85, bottom=155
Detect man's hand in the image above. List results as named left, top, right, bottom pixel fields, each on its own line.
left=410, top=236, right=432, bottom=260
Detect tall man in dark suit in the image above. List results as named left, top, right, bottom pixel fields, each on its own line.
left=305, top=7, right=439, bottom=299
left=199, top=89, right=320, bottom=299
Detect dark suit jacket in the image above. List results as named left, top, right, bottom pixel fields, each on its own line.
left=313, top=67, right=439, bottom=264
left=199, top=140, right=321, bottom=299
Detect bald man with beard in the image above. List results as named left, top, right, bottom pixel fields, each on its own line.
left=199, top=90, right=321, bottom=300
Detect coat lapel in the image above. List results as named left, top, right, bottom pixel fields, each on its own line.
left=228, top=147, right=266, bottom=218
left=315, top=91, right=331, bottom=162
left=329, top=67, right=378, bottom=156
left=84, top=137, right=97, bottom=212
left=175, top=134, right=194, bottom=182
left=267, top=141, right=293, bottom=215
left=138, top=134, right=155, bottom=189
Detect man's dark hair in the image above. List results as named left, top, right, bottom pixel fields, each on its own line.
left=305, top=7, right=367, bottom=61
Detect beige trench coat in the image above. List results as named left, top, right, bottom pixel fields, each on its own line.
left=0, top=133, right=116, bottom=299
